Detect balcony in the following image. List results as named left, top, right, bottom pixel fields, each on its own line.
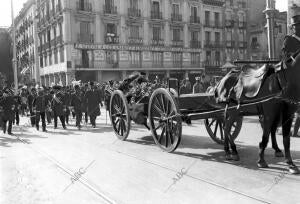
left=238, top=21, right=247, bottom=29
left=204, top=41, right=223, bottom=48
left=171, top=13, right=182, bottom=22
left=103, top=5, right=117, bottom=15
left=151, top=39, right=164, bottom=46
left=76, top=1, right=92, bottom=12
left=239, top=41, right=247, bottom=48
left=190, top=40, right=201, bottom=48
left=171, top=40, right=184, bottom=47
left=204, top=21, right=223, bottom=29
left=128, top=37, right=143, bottom=45
left=226, top=40, right=235, bottom=48
left=225, top=20, right=235, bottom=28
left=77, top=34, right=94, bottom=44
left=105, top=35, right=119, bottom=44
left=128, top=8, right=141, bottom=18
left=150, top=11, right=162, bottom=19
left=190, top=16, right=200, bottom=24
left=202, top=0, right=225, bottom=7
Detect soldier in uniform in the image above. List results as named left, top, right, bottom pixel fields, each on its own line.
left=28, top=88, right=37, bottom=127
left=0, top=88, right=15, bottom=135
left=32, top=87, right=48, bottom=132
left=51, top=85, right=67, bottom=129
left=84, top=81, right=103, bottom=128
left=283, top=15, right=300, bottom=137
left=70, top=85, right=84, bottom=129
left=193, top=77, right=204, bottom=93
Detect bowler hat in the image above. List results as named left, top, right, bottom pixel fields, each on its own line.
left=291, top=15, right=300, bottom=26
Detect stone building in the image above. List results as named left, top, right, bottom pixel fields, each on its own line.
left=14, top=0, right=39, bottom=84
left=288, top=0, right=300, bottom=34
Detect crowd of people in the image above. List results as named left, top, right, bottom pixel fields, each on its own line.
left=0, top=81, right=104, bottom=135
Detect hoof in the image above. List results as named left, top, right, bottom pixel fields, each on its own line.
left=274, top=151, right=284, bottom=158
left=231, top=154, right=240, bottom=161
left=289, top=166, right=300, bottom=174
left=225, top=153, right=232, bottom=160
left=257, top=160, right=269, bottom=168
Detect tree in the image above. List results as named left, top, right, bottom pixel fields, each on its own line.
left=0, top=29, right=13, bottom=86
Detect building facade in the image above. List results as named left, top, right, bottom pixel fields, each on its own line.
left=32, top=0, right=251, bottom=86
left=15, top=0, right=39, bottom=85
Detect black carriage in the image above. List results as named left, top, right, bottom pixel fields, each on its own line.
left=109, top=77, right=243, bottom=152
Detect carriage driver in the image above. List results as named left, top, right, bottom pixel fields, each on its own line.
left=282, top=14, right=300, bottom=137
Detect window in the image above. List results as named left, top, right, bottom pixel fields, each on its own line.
left=130, top=51, right=141, bottom=67
left=172, top=52, right=182, bottom=67
left=173, top=29, right=180, bottom=41
left=82, top=50, right=89, bottom=67
left=278, top=25, right=282, bottom=33
left=191, top=31, right=198, bottom=41
left=191, top=6, right=197, bottom=17
left=215, top=51, right=220, bottom=64
left=106, top=50, right=118, bottom=65
left=47, top=30, right=51, bottom=42
left=80, top=21, right=91, bottom=42
left=214, top=12, right=220, bottom=27
left=153, top=26, right=160, bottom=40
left=130, top=0, right=138, bottom=9
left=54, top=48, right=58, bottom=64
left=107, top=23, right=116, bottom=35
left=206, top=51, right=211, bottom=61
left=44, top=54, right=47, bottom=67
left=215, top=32, right=220, bottom=44
left=205, top=31, right=210, bottom=42
left=152, top=51, right=163, bottom=67
left=60, top=46, right=64, bottom=62
left=172, top=4, right=179, bottom=15
left=130, top=26, right=139, bottom=38
left=40, top=55, right=43, bottom=68
left=191, top=53, right=200, bottom=66
left=205, top=11, right=210, bottom=25
left=49, top=51, right=52, bottom=65
left=59, top=23, right=62, bottom=37
left=152, top=1, right=160, bottom=13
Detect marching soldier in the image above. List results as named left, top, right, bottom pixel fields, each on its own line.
left=28, top=88, right=37, bottom=127
left=84, top=81, right=103, bottom=128
left=0, top=88, right=15, bottom=135
left=32, top=87, right=48, bottom=132
left=70, top=85, right=84, bottom=129
left=51, top=85, right=66, bottom=129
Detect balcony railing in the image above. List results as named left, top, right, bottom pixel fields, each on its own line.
left=202, top=0, right=225, bottom=7
left=128, top=8, right=141, bottom=17
left=105, top=35, right=119, bottom=44
left=204, top=60, right=222, bottom=67
left=204, top=41, right=223, bottom=48
left=150, top=11, right=162, bottom=19
left=226, top=40, right=235, bottom=48
left=238, top=21, right=247, bottom=28
left=190, top=40, right=201, bottom=48
left=225, top=20, right=235, bottom=28
left=204, top=20, right=223, bottom=28
left=76, top=1, right=92, bottom=12
left=151, top=39, right=164, bottom=46
left=103, top=5, right=118, bottom=14
left=239, top=41, right=247, bottom=48
left=171, top=13, right=182, bottom=22
left=128, top=37, right=143, bottom=45
left=190, top=16, right=200, bottom=24
left=77, top=34, right=94, bottom=43
left=172, top=40, right=184, bottom=47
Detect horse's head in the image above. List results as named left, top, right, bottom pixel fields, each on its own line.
left=283, top=49, right=300, bottom=102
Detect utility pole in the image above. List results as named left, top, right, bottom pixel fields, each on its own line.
left=11, top=0, right=18, bottom=90
left=263, top=0, right=276, bottom=59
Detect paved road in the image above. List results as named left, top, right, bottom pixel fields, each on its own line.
left=1, top=109, right=300, bottom=204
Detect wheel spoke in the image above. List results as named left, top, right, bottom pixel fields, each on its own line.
left=169, top=129, right=174, bottom=144
left=154, top=123, right=164, bottom=131
left=208, top=119, right=216, bottom=128
left=158, top=126, right=166, bottom=143
left=120, top=119, right=124, bottom=136
left=165, top=127, right=169, bottom=148
left=219, top=122, right=224, bottom=140
left=213, top=121, right=219, bottom=136
left=152, top=116, right=161, bottom=121
left=153, top=104, right=164, bottom=116
left=154, top=95, right=164, bottom=113
left=117, top=119, right=121, bottom=134
left=160, top=94, right=166, bottom=113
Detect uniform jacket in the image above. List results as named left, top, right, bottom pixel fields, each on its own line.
left=84, top=89, right=102, bottom=116
left=51, top=91, right=66, bottom=116
left=33, top=94, right=48, bottom=112
left=70, top=91, right=84, bottom=112
left=0, top=95, right=15, bottom=120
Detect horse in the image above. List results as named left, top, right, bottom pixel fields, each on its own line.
left=215, top=50, right=300, bottom=174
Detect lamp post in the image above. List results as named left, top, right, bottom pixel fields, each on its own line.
left=263, top=0, right=276, bottom=59
left=11, top=0, right=18, bottom=90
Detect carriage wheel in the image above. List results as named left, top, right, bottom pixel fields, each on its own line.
left=149, top=88, right=182, bottom=152
left=205, top=116, right=243, bottom=145
left=110, top=90, right=131, bottom=140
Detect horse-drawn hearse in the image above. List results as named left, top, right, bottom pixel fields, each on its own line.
left=105, top=50, right=300, bottom=174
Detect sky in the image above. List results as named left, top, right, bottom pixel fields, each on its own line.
left=0, top=0, right=289, bottom=27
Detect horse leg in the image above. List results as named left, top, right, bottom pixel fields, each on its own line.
left=225, top=113, right=239, bottom=161
left=282, top=107, right=300, bottom=174
left=270, top=116, right=284, bottom=157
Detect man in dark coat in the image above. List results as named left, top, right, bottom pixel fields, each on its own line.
left=84, top=82, right=103, bottom=128
left=0, top=88, right=15, bottom=135
left=13, top=91, right=21, bottom=126
left=27, top=88, right=37, bottom=127
left=32, top=87, right=48, bottom=131
left=51, top=85, right=66, bottom=129
left=70, top=85, right=84, bottom=129
left=283, top=15, right=300, bottom=137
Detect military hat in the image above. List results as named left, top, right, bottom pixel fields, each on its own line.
left=291, top=15, right=300, bottom=26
